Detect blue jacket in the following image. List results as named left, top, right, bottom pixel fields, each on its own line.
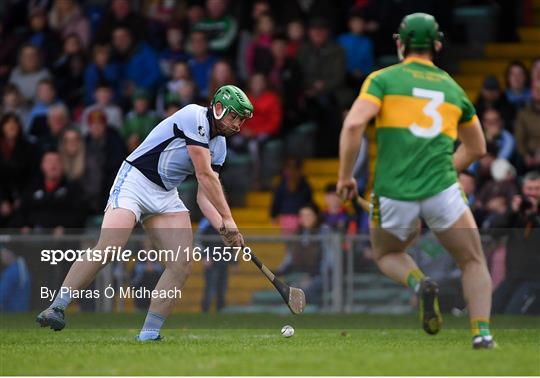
left=83, top=63, right=121, bottom=105
left=0, top=258, right=30, bottom=312
left=188, top=55, right=218, bottom=99
left=120, top=43, right=162, bottom=92
left=337, top=33, right=374, bottom=76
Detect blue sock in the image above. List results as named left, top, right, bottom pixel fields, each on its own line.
left=50, top=287, right=72, bottom=309
left=138, top=312, right=166, bottom=340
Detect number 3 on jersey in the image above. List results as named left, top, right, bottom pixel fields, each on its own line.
left=409, top=88, right=444, bottom=138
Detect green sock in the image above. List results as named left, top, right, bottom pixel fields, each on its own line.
left=471, top=318, right=491, bottom=337
left=405, top=268, right=425, bottom=292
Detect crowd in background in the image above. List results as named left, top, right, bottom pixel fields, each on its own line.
left=0, top=0, right=539, bottom=314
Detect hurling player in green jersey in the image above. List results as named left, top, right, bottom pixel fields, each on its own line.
left=337, top=13, right=495, bottom=349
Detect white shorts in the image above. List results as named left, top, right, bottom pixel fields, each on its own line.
left=106, top=161, right=188, bottom=223
left=371, top=183, right=468, bottom=241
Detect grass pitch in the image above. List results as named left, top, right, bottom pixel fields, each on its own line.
left=0, top=313, right=539, bottom=375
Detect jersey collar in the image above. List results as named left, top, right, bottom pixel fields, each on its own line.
left=206, top=106, right=217, bottom=139
left=403, top=57, right=435, bottom=67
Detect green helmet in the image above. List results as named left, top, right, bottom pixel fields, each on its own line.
left=396, top=13, right=443, bottom=50
left=211, top=85, right=254, bottom=120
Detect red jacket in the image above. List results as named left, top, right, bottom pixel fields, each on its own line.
left=245, top=90, right=282, bottom=136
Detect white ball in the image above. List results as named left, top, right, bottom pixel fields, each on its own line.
left=281, top=325, right=294, bottom=338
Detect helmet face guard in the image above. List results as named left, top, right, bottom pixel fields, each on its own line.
left=212, top=105, right=252, bottom=123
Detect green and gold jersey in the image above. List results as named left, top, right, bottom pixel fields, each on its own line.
left=359, top=57, right=478, bottom=200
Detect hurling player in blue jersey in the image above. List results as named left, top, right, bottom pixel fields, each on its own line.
left=37, top=85, right=254, bottom=341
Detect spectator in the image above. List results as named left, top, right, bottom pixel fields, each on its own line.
left=208, top=59, right=236, bottom=103
left=28, top=79, right=63, bottom=138
left=81, top=83, right=123, bottom=134
left=245, top=72, right=282, bottom=139
left=196, top=217, right=234, bottom=312
left=8, top=44, right=52, bottom=105
left=32, top=104, right=70, bottom=153
left=515, top=81, right=540, bottom=172
left=0, top=246, right=30, bottom=312
left=23, top=7, right=62, bottom=68
left=0, top=113, right=39, bottom=201
left=271, top=157, right=313, bottom=234
left=163, top=92, right=182, bottom=117
left=12, top=151, right=87, bottom=230
left=52, top=33, right=86, bottom=108
left=491, top=171, right=540, bottom=315
left=321, top=183, right=348, bottom=232
left=95, top=0, right=146, bottom=44
left=58, top=128, right=85, bottom=183
left=0, top=21, right=23, bottom=85
left=238, top=0, right=270, bottom=33
left=476, top=159, right=518, bottom=228
left=156, top=61, right=194, bottom=114
left=186, top=3, right=205, bottom=32
left=275, top=204, right=328, bottom=305
left=142, top=0, right=185, bottom=50
left=58, top=128, right=98, bottom=213
left=269, top=33, right=304, bottom=129
left=177, top=80, right=198, bottom=108
left=474, top=142, right=499, bottom=191
left=296, top=18, right=347, bottom=156
left=285, top=19, right=305, bottom=59
left=194, top=0, right=238, bottom=54
left=85, top=109, right=126, bottom=213
left=0, top=84, right=29, bottom=131
left=505, top=61, right=531, bottom=111
left=235, top=0, right=271, bottom=81
left=337, top=10, right=374, bottom=86
left=165, top=61, right=193, bottom=96
left=122, top=89, right=160, bottom=153
left=159, top=25, right=189, bottom=78
left=83, top=44, right=121, bottom=105
left=111, top=26, right=161, bottom=104
left=474, top=75, right=515, bottom=132
left=245, top=12, right=275, bottom=76
left=187, top=31, right=218, bottom=100
left=482, top=108, right=515, bottom=161
left=48, top=0, right=91, bottom=48
left=232, top=72, right=281, bottom=188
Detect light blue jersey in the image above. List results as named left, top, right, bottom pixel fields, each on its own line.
left=126, top=104, right=227, bottom=190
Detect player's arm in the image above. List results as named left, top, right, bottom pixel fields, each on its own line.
left=453, top=116, right=487, bottom=172
left=196, top=172, right=226, bottom=230
left=337, top=98, right=380, bottom=200
left=187, top=145, right=242, bottom=246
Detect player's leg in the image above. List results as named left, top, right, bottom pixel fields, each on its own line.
left=37, top=208, right=136, bottom=330
left=432, top=210, right=494, bottom=348
left=422, top=183, right=494, bottom=348
left=370, top=197, right=442, bottom=335
left=370, top=196, right=426, bottom=289
left=370, top=226, right=421, bottom=287
left=137, top=211, right=193, bottom=340
left=61, top=208, right=136, bottom=291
